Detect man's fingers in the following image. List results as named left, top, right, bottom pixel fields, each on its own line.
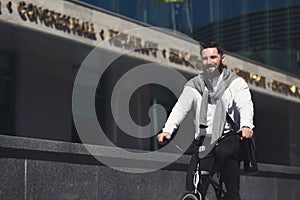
left=157, top=132, right=171, bottom=144
left=157, top=134, right=165, bottom=144
left=157, top=135, right=164, bottom=144
left=242, top=130, right=253, bottom=138
left=238, top=128, right=253, bottom=139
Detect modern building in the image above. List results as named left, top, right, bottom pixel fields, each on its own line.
left=77, top=0, right=300, bottom=166
left=79, top=0, right=300, bottom=76
left=1, top=0, right=300, bottom=199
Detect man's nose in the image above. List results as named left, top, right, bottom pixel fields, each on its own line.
left=207, top=57, right=214, bottom=64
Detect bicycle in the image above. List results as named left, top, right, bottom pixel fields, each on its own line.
left=178, top=132, right=239, bottom=200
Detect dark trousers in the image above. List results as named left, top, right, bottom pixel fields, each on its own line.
left=186, top=133, right=241, bottom=200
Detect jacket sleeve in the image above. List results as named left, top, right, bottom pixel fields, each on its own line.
left=232, top=78, right=255, bottom=129
left=162, top=86, right=195, bottom=134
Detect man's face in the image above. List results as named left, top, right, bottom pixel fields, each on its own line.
left=201, top=47, right=225, bottom=79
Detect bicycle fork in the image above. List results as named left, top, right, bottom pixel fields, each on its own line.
left=193, top=163, right=202, bottom=198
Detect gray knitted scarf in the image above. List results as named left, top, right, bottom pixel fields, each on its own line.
left=185, top=69, right=238, bottom=143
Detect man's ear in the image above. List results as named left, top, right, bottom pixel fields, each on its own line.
left=221, top=55, right=225, bottom=64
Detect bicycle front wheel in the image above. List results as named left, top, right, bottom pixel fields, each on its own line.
left=178, top=192, right=202, bottom=200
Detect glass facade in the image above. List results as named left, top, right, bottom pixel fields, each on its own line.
left=79, top=0, right=300, bottom=76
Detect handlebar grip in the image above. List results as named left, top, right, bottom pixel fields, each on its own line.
left=162, top=137, right=170, bottom=143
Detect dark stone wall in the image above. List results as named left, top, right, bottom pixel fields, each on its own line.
left=1, top=135, right=300, bottom=200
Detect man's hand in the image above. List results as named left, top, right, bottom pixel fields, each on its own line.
left=157, top=132, right=171, bottom=145
left=238, top=126, right=253, bottom=139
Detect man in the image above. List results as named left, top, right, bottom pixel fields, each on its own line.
left=157, top=42, right=254, bottom=200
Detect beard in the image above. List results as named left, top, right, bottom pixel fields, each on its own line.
left=203, top=61, right=223, bottom=79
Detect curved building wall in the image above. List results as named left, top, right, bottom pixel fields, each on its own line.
left=0, top=0, right=300, bottom=167
left=1, top=1, right=300, bottom=199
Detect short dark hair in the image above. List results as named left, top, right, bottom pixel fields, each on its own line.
left=200, top=41, right=224, bottom=56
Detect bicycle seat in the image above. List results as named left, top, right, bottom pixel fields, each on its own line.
left=200, top=170, right=210, bottom=176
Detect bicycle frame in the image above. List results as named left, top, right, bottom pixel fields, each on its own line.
left=181, top=132, right=240, bottom=200
left=209, top=175, right=226, bottom=199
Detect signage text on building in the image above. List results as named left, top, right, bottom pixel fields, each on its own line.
left=235, top=68, right=300, bottom=98
left=16, top=1, right=96, bottom=40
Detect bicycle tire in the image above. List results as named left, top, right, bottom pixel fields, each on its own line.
left=178, top=192, right=202, bottom=200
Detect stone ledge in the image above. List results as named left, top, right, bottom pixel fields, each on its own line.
left=1, top=134, right=300, bottom=177
left=0, top=134, right=190, bottom=171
